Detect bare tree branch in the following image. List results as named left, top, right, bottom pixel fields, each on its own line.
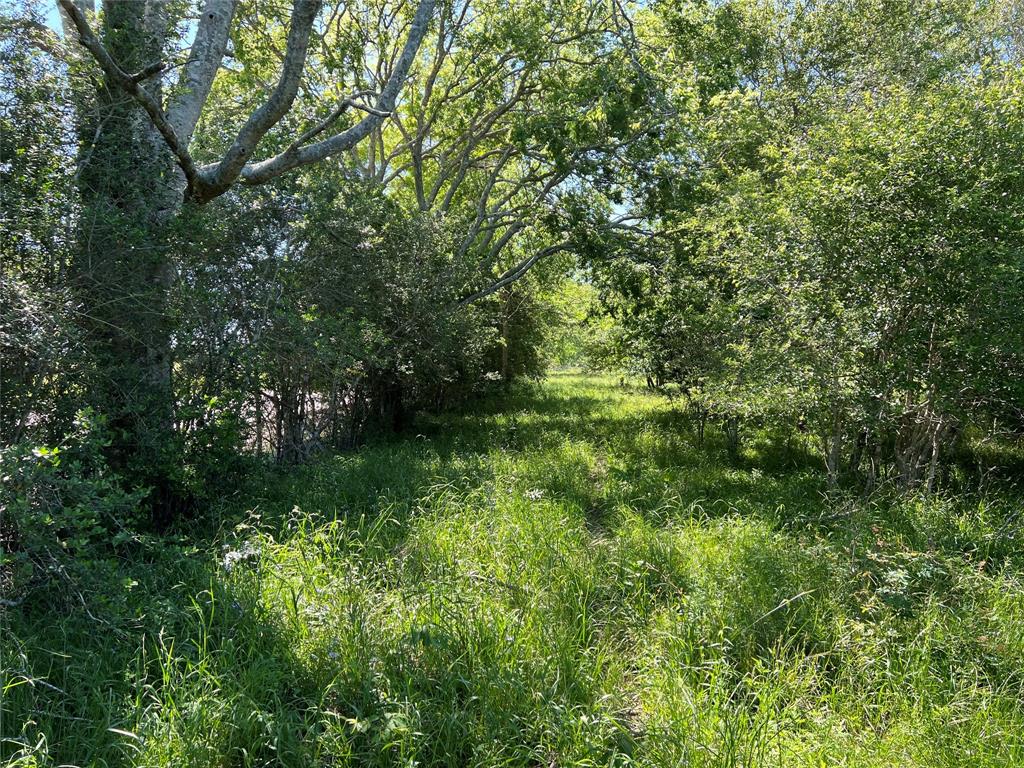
left=56, top=0, right=94, bottom=41
left=166, top=0, right=238, bottom=144
left=460, top=243, right=571, bottom=305
left=194, top=0, right=322, bottom=199
left=280, top=90, right=376, bottom=155
left=60, top=0, right=436, bottom=204
left=130, top=59, right=169, bottom=83
left=57, top=0, right=201, bottom=190
left=234, top=0, right=436, bottom=186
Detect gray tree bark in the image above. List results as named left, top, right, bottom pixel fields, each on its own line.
left=56, top=0, right=436, bottom=517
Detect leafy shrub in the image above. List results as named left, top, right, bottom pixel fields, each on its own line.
left=0, top=409, right=146, bottom=602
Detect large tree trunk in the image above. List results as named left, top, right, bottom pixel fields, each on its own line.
left=71, top=0, right=186, bottom=519
left=56, top=0, right=437, bottom=518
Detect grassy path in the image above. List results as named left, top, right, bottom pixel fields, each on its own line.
left=4, top=373, right=1024, bottom=766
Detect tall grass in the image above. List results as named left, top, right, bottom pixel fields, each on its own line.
left=3, top=373, right=1024, bottom=766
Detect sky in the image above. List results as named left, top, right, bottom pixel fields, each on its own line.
left=44, top=2, right=61, bottom=31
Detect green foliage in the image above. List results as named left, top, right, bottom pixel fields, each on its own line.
left=170, top=176, right=507, bottom=465
left=0, top=277, right=83, bottom=446
left=5, top=375, right=1024, bottom=766
left=587, top=0, right=1024, bottom=488
left=539, top=279, right=609, bottom=369
left=6, top=0, right=1024, bottom=761
left=0, top=409, right=147, bottom=601
left=0, top=11, right=83, bottom=445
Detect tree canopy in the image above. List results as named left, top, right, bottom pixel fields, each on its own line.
left=3, top=0, right=1024, bottom=547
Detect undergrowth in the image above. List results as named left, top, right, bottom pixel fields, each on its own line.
left=3, top=373, right=1024, bottom=766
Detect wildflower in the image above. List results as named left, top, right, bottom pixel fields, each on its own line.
left=221, top=540, right=261, bottom=573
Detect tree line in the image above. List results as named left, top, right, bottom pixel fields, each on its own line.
left=2, top=0, right=647, bottom=524
left=3, top=0, right=1024, bottom=573
left=582, top=0, right=1024, bottom=491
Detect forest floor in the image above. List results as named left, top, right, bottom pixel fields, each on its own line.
left=4, top=372, right=1024, bottom=767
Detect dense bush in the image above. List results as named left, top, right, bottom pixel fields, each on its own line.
left=585, top=0, right=1024, bottom=489
left=171, top=177, right=523, bottom=466
left=0, top=18, right=82, bottom=446
left=0, top=409, right=147, bottom=602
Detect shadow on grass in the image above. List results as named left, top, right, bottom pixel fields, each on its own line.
left=9, top=373, right=1024, bottom=765
left=2, top=549, right=326, bottom=765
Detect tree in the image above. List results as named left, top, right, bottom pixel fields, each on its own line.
left=0, top=14, right=82, bottom=445
left=743, top=74, right=1024, bottom=488
left=44, top=0, right=671, bottom=508
left=585, top=0, right=1024, bottom=485
left=44, top=0, right=436, bottom=512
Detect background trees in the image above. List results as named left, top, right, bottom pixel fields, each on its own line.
left=4, top=0, right=1024, bottom=527
left=1, top=8, right=86, bottom=447
left=585, top=0, right=1024, bottom=488
left=4, top=0, right=651, bottom=516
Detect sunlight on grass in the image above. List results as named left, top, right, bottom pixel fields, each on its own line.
left=4, top=374, right=1024, bottom=766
